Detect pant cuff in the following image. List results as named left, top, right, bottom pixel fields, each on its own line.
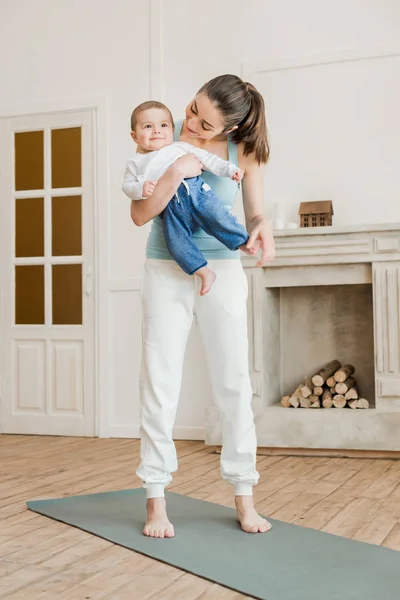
left=189, top=261, right=207, bottom=275
left=234, top=234, right=250, bottom=251
left=233, top=483, right=254, bottom=496
left=145, top=484, right=166, bottom=499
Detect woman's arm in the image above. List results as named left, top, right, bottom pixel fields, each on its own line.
left=130, top=154, right=203, bottom=226
left=180, top=143, right=238, bottom=178
left=239, top=149, right=275, bottom=265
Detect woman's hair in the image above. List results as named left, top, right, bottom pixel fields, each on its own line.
left=198, top=74, right=270, bottom=165
left=130, top=101, right=175, bottom=131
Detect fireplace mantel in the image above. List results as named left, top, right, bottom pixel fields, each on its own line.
left=205, top=223, right=400, bottom=451
left=245, top=222, right=400, bottom=268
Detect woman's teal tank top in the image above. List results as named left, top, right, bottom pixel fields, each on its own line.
left=145, top=120, right=241, bottom=260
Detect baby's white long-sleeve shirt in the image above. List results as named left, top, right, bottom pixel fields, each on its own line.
left=122, top=141, right=240, bottom=200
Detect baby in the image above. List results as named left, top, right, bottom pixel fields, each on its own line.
left=122, top=101, right=254, bottom=295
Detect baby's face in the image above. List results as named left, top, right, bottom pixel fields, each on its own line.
left=131, top=108, right=174, bottom=152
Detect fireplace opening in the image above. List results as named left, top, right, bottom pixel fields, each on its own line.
left=264, top=283, right=375, bottom=409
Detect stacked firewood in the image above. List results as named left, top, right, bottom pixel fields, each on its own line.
left=281, top=360, right=370, bottom=409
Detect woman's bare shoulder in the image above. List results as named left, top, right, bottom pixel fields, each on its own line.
left=237, top=143, right=261, bottom=173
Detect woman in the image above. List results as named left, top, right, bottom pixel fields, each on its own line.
left=130, top=74, right=276, bottom=538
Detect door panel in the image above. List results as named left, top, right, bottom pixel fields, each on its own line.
left=0, top=110, right=95, bottom=436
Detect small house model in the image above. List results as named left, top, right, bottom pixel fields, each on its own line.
left=298, top=200, right=333, bottom=227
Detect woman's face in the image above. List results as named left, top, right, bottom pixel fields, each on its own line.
left=184, top=93, right=227, bottom=140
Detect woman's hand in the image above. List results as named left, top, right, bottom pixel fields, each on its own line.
left=173, top=153, right=203, bottom=179
left=246, top=216, right=275, bottom=266
left=130, top=154, right=203, bottom=226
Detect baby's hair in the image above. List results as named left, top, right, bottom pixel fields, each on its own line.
left=130, top=101, right=175, bottom=131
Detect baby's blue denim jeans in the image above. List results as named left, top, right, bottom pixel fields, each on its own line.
left=161, top=176, right=249, bottom=275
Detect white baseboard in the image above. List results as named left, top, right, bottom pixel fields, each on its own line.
left=173, top=427, right=206, bottom=440
left=105, top=425, right=206, bottom=440
left=105, top=425, right=141, bottom=438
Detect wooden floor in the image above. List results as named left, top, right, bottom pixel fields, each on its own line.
left=1, top=437, right=400, bottom=600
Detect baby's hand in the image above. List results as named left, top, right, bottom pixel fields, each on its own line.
left=231, top=169, right=244, bottom=183
left=142, top=180, right=158, bottom=198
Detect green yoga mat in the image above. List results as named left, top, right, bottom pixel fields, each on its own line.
left=27, top=489, right=400, bottom=600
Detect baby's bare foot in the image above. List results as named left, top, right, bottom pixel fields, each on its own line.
left=235, top=495, right=272, bottom=533
left=240, top=240, right=260, bottom=256
left=196, top=266, right=216, bottom=296
left=143, top=498, right=175, bottom=538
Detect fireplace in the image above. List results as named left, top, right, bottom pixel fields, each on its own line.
left=275, top=283, right=375, bottom=407
left=205, top=224, right=400, bottom=451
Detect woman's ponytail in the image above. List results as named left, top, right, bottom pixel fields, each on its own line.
left=231, top=83, right=270, bottom=165
left=198, top=74, right=270, bottom=165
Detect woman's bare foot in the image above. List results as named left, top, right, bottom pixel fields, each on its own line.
left=235, top=495, right=272, bottom=533
left=143, top=498, right=175, bottom=538
left=195, top=266, right=216, bottom=296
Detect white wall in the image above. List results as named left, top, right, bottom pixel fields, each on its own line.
left=1, top=0, right=399, bottom=439
left=162, top=0, right=400, bottom=227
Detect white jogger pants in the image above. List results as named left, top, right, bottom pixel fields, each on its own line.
left=136, top=258, right=259, bottom=498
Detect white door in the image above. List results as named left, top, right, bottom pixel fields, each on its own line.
left=0, top=110, right=95, bottom=436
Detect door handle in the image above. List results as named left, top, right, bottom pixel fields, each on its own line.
left=84, top=266, right=93, bottom=296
